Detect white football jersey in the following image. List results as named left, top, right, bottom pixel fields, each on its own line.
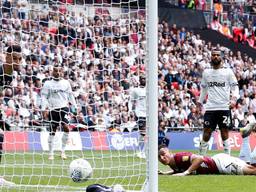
left=41, top=79, right=77, bottom=110
left=129, top=87, right=146, bottom=117
left=212, top=153, right=246, bottom=175
left=200, top=67, right=238, bottom=110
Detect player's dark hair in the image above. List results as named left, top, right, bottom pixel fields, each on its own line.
left=211, top=48, right=221, bottom=56
left=158, top=144, right=168, bottom=151
left=26, top=54, right=38, bottom=62
left=139, top=75, right=146, bottom=86
left=6, top=45, right=22, bottom=53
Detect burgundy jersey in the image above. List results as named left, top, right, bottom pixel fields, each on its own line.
left=173, top=152, right=219, bottom=174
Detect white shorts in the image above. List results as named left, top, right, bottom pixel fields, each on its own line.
left=212, top=153, right=247, bottom=175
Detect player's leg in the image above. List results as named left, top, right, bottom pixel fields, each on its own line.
left=60, top=107, right=70, bottom=159
left=239, top=124, right=252, bottom=163
left=219, top=110, right=232, bottom=155
left=48, top=109, right=59, bottom=160
left=250, top=139, right=256, bottom=165
left=239, top=122, right=256, bottom=164
left=240, top=122, right=256, bottom=138
left=137, top=117, right=146, bottom=159
left=199, top=111, right=215, bottom=155
left=199, top=127, right=212, bottom=155
left=60, top=124, right=69, bottom=159
left=0, top=129, right=4, bottom=163
left=220, top=128, right=230, bottom=155
left=240, top=122, right=256, bottom=165
left=0, top=113, right=10, bottom=163
left=0, top=114, right=4, bottom=163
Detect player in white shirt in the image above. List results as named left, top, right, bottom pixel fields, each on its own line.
left=198, top=49, right=239, bottom=155
left=129, top=75, right=146, bottom=158
left=41, top=65, right=77, bottom=160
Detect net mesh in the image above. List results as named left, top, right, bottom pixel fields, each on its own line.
left=0, top=0, right=147, bottom=191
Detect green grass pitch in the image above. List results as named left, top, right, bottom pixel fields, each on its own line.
left=1, top=150, right=255, bottom=192
left=0, top=151, right=146, bottom=192
left=159, top=150, right=256, bottom=192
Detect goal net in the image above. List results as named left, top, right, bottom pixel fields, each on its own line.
left=0, top=0, right=149, bottom=191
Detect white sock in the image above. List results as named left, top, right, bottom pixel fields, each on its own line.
left=223, top=139, right=231, bottom=155
left=48, top=135, right=54, bottom=155
left=61, top=132, right=69, bottom=153
left=199, top=140, right=208, bottom=155
left=250, top=146, right=256, bottom=164
left=138, top=134, right=145, bottom=153
left=239, top=136, right=251, bottom=163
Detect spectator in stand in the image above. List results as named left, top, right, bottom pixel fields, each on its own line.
left=210, top=16, right=222, bottom=31
left=219, top=22, right=232, bottom=39
left=0, top=2, right=256, bottom=136
left=17, top=0, right=28, bottom=20
left=213, top=0, right=223, bottom=18
left=178, top=0, right=187, bottom=9
left=198, top=0, right=206, bottom=11
left=187, top=0, right=196, bottom=9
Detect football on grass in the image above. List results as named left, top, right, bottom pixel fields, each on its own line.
left=69, top=158, right=93, bottom=182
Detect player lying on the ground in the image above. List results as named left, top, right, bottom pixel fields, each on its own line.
left=158, top=143, right=256, bottom=176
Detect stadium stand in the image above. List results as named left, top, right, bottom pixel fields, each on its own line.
left=0, top=0, right=255, bottom=135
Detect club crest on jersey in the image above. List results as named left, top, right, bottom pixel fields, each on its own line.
left=182, top=156, right=189, bottom=162
left=207, top=82, right=225, bottom=87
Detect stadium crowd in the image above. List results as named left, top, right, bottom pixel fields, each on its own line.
left=0, top=2, right=256, bottom=133
left=176, top=0, right=256, bottom=48
left=209, top=0, right=256, bottom=48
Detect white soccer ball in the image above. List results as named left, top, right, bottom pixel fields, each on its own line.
left=69, top=158, right=93, bottom=182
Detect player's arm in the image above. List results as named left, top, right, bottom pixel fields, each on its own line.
left=41, top=82, right=49, bottom=119
left=67, top=81, right=79, bottom=115
left=128, top=88, right=136, bottom=112
left=158, top=167, right=174, bottom=175
left=67, top=82, right=77, bottom=108
left=229, top=69, right=239, bottom=108
left=198, top=71, right=208, bottom=106
left=173, top=154, right=204, bottom=176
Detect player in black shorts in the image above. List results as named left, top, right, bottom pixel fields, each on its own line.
left=198, top=49, right=239, bottom=155
left=129, top=75, right=146, bottom=159
left=41, top=65, right=77, bottom=160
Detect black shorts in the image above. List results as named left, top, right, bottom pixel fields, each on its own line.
left=203, top=110, right=232, bottom=130
left=0, top=113, right=11, bottom=131
left=135, top=116, right=146, bottom=131
left=49, top=107, right=69, bottom=127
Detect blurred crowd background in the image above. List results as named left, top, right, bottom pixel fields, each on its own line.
left=0, top=0, right=256, bottom=133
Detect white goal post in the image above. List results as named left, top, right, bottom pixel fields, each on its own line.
left=0, top=0, right=158, bottom=191
left=146, top=0, right=158, bottom=192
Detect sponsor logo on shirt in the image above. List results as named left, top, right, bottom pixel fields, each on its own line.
left=182, top=156, right=189, bottom=162
left=207, top=82, right=225, bottom=87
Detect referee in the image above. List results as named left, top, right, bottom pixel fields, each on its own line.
left=41, top=65, right=77, bottom=160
